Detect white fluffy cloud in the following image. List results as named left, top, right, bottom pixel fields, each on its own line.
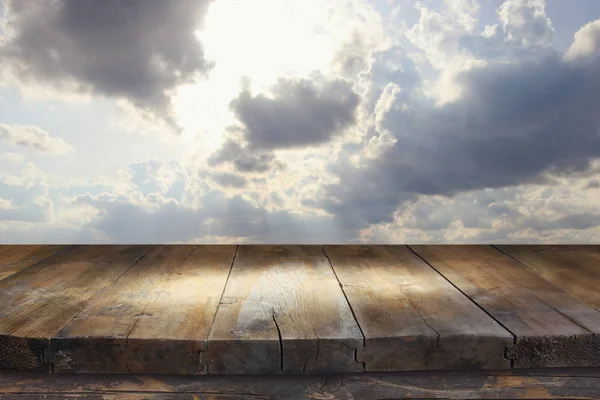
left=497, top=0, right=554, bottom=48
left=0, top=124, right=74, bottom=155
left=0, top=160, right=53, bottom=226
left=565, top=18, right=600, bottom=62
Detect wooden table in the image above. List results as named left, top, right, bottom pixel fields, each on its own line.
left=1, top=245, right=600, bottom=399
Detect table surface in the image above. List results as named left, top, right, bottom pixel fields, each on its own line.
left=1, top=244, right=600, bottom=375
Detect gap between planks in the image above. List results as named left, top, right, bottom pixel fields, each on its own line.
left=325, top=245, right=514, bottom=371
left=321, top=246, right=366, bottom=372
left=204, top=245, right=239, bottom=374
left=201, top=245, right=365, bottom=374
left=406, top=244, right=518, bottom=367
left=409, top=245, right=600, bottom=369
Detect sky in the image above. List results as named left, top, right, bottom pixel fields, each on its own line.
left=1, top=0, right=600, bottom=244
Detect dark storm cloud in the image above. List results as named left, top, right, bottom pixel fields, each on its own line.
left=208, top=139, right=282, bottom=173
left=322, top=50, right=600, bottom=227
left=211, top=171, right=247, bottom=188
left=209, top=75, right=360, bottom=173
left=1, top=0, right=212, bottom=129
left=230, top=75, right=360, bottom=150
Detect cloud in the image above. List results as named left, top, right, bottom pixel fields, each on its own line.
left=407, top=0, right=556, bottom=74
left=1, top=0, right=213, bottom=130
left=320, top=18, right=600, bottom=228
left=0, top=153, right=25, bottom=164
left=0, top=158, right=357, bottom=243
left=0, top=221, right=108, bottom=243
left=74, top=188, right=355, bottom=244
left=2, top=0, right=600, bottom=245
left=230, top=74, right=360, bottom=150
left=406, top=0, right=480, bottom=70
left=0, top=162, right=53, bottom=224
left=333, top=32, right=374, bottom=77
left=3, top=157, right=600, bottom=244
left=358, top=178, right=600, bottom=244
left=208, top=73, right=360, bottom=174
left=586, top=179, right=600, bottom=189
left=0, top=124, right=74, bottom=154
left=128, top=159, right=188, bottom=200
left=565, top=19, right=600, bottom=62
left=497, top=0, right=554, bottom=48
left=211, top=172, right=247, bottom=188
left=208, top=138, right=283, bottom=173
left=523, top=213, right=600, bottom=232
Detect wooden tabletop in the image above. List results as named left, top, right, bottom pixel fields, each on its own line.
left=1, top=244, right=599, bottom=375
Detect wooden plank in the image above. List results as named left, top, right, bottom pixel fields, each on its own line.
left=497, top=245, right=600, bottom=311
left=202, top=245, right=364, bottom=374
left=0, top=245, right=65, bottom=281
left=324, top=245, right=513, bottom=371
left=410, top=245, right=600, bottom=369
left=48, top=245, right=236, bottom=375
left=2, top=369, right=600, bottom=399
left=0, top=245, right=152, bottom=372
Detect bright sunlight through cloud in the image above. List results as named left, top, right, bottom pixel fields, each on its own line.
left=174, top=0, right=337, bottom=154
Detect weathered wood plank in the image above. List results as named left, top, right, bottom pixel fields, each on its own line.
left=0, top=245, right=65, bottom=281
left=324, top=245, right=513, bottom=371
left=497, top=245, right=600, bottom=312
left=48, top=245, right=236, bottom=375
left=2, top=369, right=600, bottom=399
left=0, top=245, right=152, bottom=372
left=410, top=245, right=600, bottom=369
left=203, top=245, right=364, bottom=374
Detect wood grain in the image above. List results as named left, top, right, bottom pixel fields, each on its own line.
left=410, top=245, right=600, bottom=369
left=2, top=369, right=600, bottom=399
left=3, top=244, right=600, bottom=377
left=0, top=245, right=65, bottom=281
left=497, top=245, right=600, bottom=312
left=203, top=245, right=364, bottom=374
left=0, top=245, right=151, bottom=372
left=48, top=245, right=236, bottom=375
left=324, top=245, right=513, bottom=371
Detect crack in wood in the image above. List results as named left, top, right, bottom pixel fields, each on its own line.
left=406, top=245, right=518, bottom=345
left=197, top=350, right=208, bottom=375
left=302, top=354, right=310, bottom=374
left=311, top=328, right=321, bottom=371
left=322, top=246, right=367, bottom=372
left=229, top=350, right=251, bottom=368
left=407, top=296, right=441, bottom=346
left=272, top=309, right=283, bottom=373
